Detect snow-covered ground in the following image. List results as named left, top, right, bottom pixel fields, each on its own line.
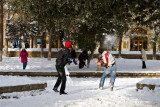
left=1, top=55, right=160, bottom=73
left=7, top=48, right=160, bottom=55
left=0, top=77, right=160, bottom=107
left=0, top=55, right=160, bottom=107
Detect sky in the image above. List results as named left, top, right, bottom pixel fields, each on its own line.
left=0, top=54, right=160, bottom=107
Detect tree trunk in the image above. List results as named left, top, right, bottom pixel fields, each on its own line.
left=40, top=36, right=44, bottom=57
left=65, top=29, right=70, bottom=41
left=30, top=37, right=33, bottom=48
left=100, top=36, right=105, bottom=48
left=33, top=37, right=37, bottom=48
left=118, top=36, right=122, bottom=58
left=153, top=42, right=156, bottom=60
left=59, top=30, right=64, bottom=48
left=18, top=36, right=22, bottom=54
left=0, top=4, right=3, bottom=62
left=5, top=38, right=8, bottom=56
left=18, top=36, right=22, bottom=49
left=4, top=4, right=11, bottom=57
left=48, top=29, right=52, bottom=60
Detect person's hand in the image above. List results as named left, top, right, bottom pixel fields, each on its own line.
left=95, top=61, right=101, bottom=65
left=95, top=59, right=98, bottom=64
left=96, top=62, right=101, bottom=66
left=95, top=61, right=98, bottom=64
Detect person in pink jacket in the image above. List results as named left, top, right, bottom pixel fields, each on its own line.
left=20, top=48, right=28, bottom=70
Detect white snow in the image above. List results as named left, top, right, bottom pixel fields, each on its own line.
left=138, top=78, right=160, bottom=85
left=1, top=55, right=160, bottom=73
left=7, top=48, right=83, bottom=53
left=0, top=54, right=160, bottom=107
left=0, top=76, right=42, bottom=87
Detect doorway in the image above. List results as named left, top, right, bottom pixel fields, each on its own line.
left=133, top=40, right=143, bottom=51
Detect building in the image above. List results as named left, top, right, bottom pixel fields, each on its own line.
left=122, top=27, right=155, bottom=51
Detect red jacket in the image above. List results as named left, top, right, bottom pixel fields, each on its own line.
left=20, top=51, right=28, bottom=63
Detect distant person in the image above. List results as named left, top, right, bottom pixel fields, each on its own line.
left=20, top=48, right=28, bottom=70
left=25, top=42, right=29, bottom=49
left=78, top=50, right=88, bottom=69
left=70, top=48, right=77, bottom=65
left=141, top=48, right=147, bottom=69
left=95, top=48, right=116, bottom=91
left=53, top=41, right=72, bottom=95
left=14, top=42, right=17, bottom=48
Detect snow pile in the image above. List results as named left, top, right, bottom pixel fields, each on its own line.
left=138, top=78, right=160, bottom=85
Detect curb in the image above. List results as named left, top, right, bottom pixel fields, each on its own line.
left=0, top=83, right=47, bottom=94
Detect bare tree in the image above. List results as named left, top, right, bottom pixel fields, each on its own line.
left=0, top=4, right=3, bottom=62
left=48, top=29, right=53, bottom=60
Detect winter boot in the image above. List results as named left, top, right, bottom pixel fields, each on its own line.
left=110, top=83, right=114, bottom=91
left=60, top=92, right=67, bottom=95
left=53, top=88, right=59, bottom=92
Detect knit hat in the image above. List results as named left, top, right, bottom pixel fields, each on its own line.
left=65, top=41, right=72, bottom=48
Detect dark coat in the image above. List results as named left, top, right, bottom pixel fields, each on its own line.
left=78, top=50, right=88, bottom=69
left=56, top=47, right=70, bottom=67
left=25, top=43, right=29, bottom=49
left=71, top=49, right=77, bottom=58
left=78, top=50, right=88, bottom=62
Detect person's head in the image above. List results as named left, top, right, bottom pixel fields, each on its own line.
left=22, top=48, right=26, bottom=52
left=82, top=50, right=88, bottom=55
left=98, top=48, right=104, bottom=54
left=65, top=41, right=72, bottom=50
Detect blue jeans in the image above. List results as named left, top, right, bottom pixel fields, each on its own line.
left=99, top=64, right=116, bottom=88
left=23, top=62, right=27, bottom=70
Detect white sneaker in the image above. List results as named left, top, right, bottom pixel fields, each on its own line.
left=99, top=87, right=103, bottom=90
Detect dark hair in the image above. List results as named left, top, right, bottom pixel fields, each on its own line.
left=98, top=48, right=104, bottom=54
left=82, top=50, right=88, bottom=54
left=22, top=49, right=26, bottom=52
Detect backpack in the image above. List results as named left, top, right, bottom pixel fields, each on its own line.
left=102, top=51, right=115, bottom=67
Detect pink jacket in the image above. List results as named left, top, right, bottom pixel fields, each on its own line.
left=20, top=51, right=28, bottom=63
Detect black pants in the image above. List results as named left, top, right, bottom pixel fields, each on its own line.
left=142, top=61, right=146, bottom=69
left=79, top=61, right=85, bottom=69
left=54, top=65, right=66, bottom=93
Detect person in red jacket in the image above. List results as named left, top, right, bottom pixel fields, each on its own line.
left=20, top=48, right=28, bottom=70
